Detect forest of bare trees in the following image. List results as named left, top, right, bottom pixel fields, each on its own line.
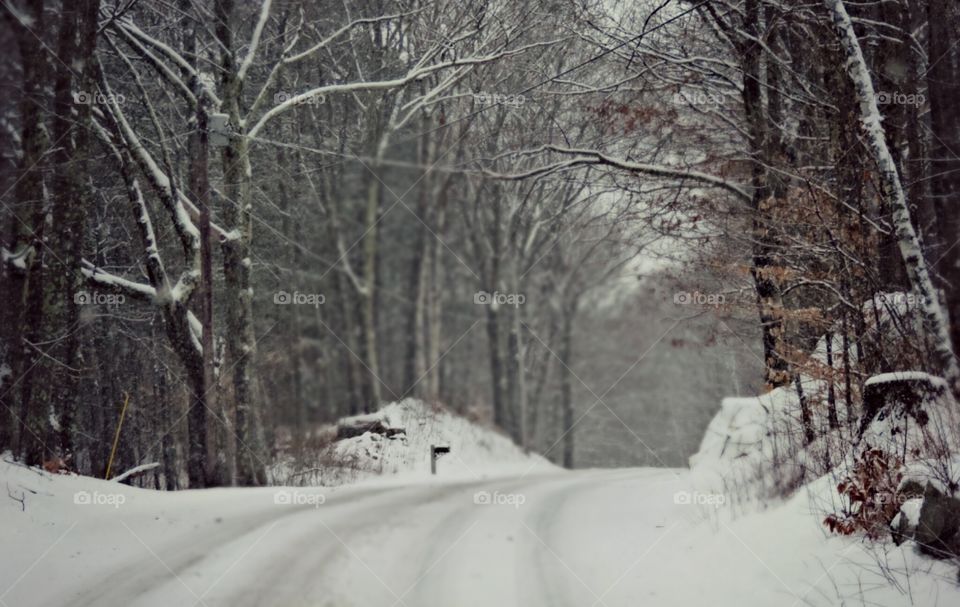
left=2, top=0, right=960, bottom=493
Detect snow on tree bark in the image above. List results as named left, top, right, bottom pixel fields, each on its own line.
left=823, top=0, right=960, bottom=391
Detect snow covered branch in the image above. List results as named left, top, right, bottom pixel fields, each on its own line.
left=111, top=19, right=221, bottom=107
left=237, top=0, right=272, bottom=83
left=81, top=263, right=157, bottom=302
left=246, top=39, right=560, bottom=138
left=109, top=462, right=160, bottom=483
left=486, top=145, right=753, bottom=203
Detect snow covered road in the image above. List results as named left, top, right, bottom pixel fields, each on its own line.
left=4, top=464, right=958, bottom=607
left=62, top=469, right=690, bottom=607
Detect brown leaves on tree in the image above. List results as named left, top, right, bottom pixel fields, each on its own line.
left=588, top=100, right=665, bottom=134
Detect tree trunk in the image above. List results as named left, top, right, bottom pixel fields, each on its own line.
left=361, top=165, right=383, bottom=410
left=486, top=305, right=507, bottom=428
left=741, top=0, right=791, bottom=389
left=825, top=0, right=960, bottom=391
left=281, top=144, right=306, bottom=455
left=3, top=0, right=49, bottom=465
left=825, top=332, right=839, bottom=429
left=560, top=302, right=576, bottom=469
left=424, top=230, right=443, bottom=402
left=45, top=0, right=99, bottom=460
left=507, top=302, right=527, bottom=448
left=925, top=0, right=960, bottom=370
left=424, top=174, right=452, bottom=403
left=216, top=0, right=267, bottom=486
left=403, top=130, right=431, bottom=396
left=795, top=373, right=815, bottom=445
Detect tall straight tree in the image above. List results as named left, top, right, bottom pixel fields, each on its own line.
left=824, top=0, right=960, bottom=392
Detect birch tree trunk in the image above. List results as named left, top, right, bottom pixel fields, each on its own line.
left=824, top=0, right=960, bottom=391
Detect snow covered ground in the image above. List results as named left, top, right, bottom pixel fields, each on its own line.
left=3, top=456, right=960, bottom=606
left=316, top=399, right=556, bottom=483
left=2, top=397, right=958, bottom=606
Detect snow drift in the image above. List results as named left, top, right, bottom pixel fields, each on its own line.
left=275, top=399, right=556, bottom=486
left=689, top=291, right=957, bottom=504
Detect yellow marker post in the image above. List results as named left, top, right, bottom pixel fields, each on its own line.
left=105, top=392, right=130, bottom=480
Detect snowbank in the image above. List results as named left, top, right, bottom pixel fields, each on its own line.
left=661, top=473, right=960, bottom=606
left=689, top=291, right=950, bottom=504
left=688, top=302, right=960, bottom=597
left=0, top=397, right=553, bottom=607
left=278, top=399, right=556, bottom=486
left=689, top=380, right=828, bottom=503
left=0, top=456, right=331, bottom=606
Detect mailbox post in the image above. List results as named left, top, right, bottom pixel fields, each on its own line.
left=430, top=445, right=450, bottom=475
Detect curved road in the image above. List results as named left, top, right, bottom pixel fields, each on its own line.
left=60, top=469, right=702, bottom=607
left=12, top=466, right=954, bottom=606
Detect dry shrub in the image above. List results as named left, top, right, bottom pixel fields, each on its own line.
left=824, top=448, right=903, bottom=538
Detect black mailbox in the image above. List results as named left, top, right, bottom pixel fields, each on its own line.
left=431, top=445, right=451, bottom=474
